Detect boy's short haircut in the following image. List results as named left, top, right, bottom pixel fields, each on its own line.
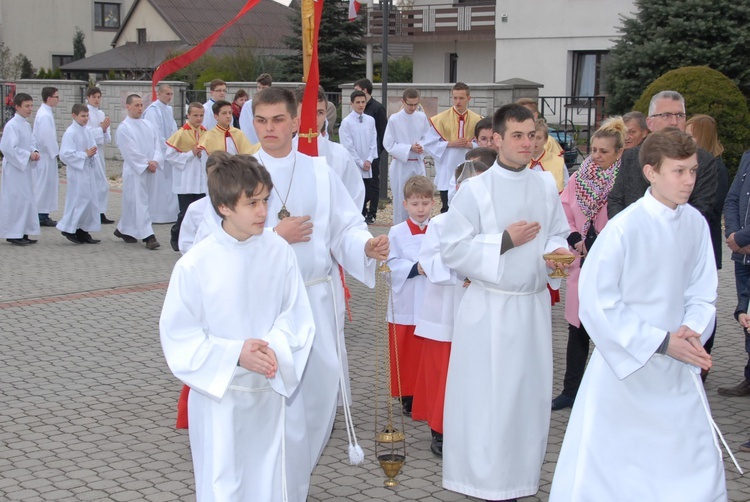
left=350, top=90, right=366, bottom=102
left=126, top=94, right=141, bottom=105
left=455, top=160, right=490, bottom=181
left=452, top=82, right=470, bottom=96
left=212, top=99, right=232, bottom=116
left=256, top=73, right=273, bottom=87
left=86, top=86, right=102, bottom=98
left=72, top=103, right=88, bottom=115
left=639, top=127, right=696, bottom=173
left=14, top=93, right=32, bottom=107
left=187, top=101, right=204, bottom=113
left=403, top=175, right=435, bottom=199
left=208, top=154, right=274, bottom=218
left=209, top=79, right=226, bottom=91
left=316, top=85, right=328, bottom=104
left=493, top=104, right=534, bottom=137
left=234, top=89, right=249, bottom=101
left=474, top=117, right=492, bottom=138
left=42, top=87, right=58, bottom=102
left=251, top=87, right=297, bottom=117
left=534, top=118, right=549, bottom=138
left=293, top=86, right=326, bottom=105
left=466, top=147, right=498, bottom=167
left=353, top=78, right=373, bottom=95
left=206, top=151, right=230, bottom=174
left=515, top=97, right=539, bottom=115
left=402, top=88, right=419, bottom=101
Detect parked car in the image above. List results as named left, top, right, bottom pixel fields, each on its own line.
left=548, top=126, right=578, bottom=169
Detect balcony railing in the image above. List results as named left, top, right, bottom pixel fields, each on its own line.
left=364, top=4, right=496, bottom=43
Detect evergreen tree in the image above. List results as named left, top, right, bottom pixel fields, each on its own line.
left=17, top=55, right=34, bottom=79
left=605, top=0, right=750, bottom=113
left=72, top=28, right=88, bottom=81
left=279, top=0, right=366, bottom=91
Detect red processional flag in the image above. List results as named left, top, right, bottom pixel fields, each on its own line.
left=297, top=0, right=324, bottom=157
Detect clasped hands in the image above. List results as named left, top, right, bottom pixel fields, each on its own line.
left=666, top=325, right=711, bottom=371
left=239, top=338, right=277, bottom=378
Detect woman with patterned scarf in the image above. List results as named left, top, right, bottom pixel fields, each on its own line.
left=551, top=116, right=627, bottom=411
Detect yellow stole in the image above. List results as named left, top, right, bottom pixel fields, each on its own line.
left=166, top=123, right=206, bottom=153
left=530, top=150, right=566, bottom=192
left=198, top=125, right=258, bottom=154
left=430, top=107, right=483, bottom=141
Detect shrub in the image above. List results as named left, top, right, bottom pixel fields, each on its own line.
left=633, top=66, right=750, bottom=177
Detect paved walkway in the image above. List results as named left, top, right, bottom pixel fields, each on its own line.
left=1, top=182, right=750, bottom=501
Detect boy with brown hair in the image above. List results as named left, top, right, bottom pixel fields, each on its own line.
left=202, top=78, right=227, bottom=131
left=550, top=127, right=727, bottom=501
left=198, top=100, right=255, bottom=155
left=386, top=174, right=435, bottom=416
left=160, top=153, right=316, bottom=501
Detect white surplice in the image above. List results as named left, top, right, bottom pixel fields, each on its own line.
left=86, top=104, right=111, bottom=213
left=238, top=98, right=260, bottom=144
left=32, top=103, right=59, bottom=213
left=160, top=226, right=316, bottom=502
left=116, top=117, right=163, bottom=240
left=178, top=197, right=220, bottom=255
left=296, top=134, right=365, bottom=209
left=386, top=220, right=427, bottom=325
left=423, top=126, right=471, bottom=192
left=0, top=114, right=39, bottom=238
left=338, top=111, right=377, bottom=180
left=166, top=130, right=207, bottom=196
left=439, top=164, right=569, bottom=500
left=142, top=100, right=180, bottom=222
left=258, top=148, right=376, bottom=467
left=383, top=109, right=430, bottom=224
left=56, top=121, right=104, bottom=234
left=549, top=190, right=726, bottom=502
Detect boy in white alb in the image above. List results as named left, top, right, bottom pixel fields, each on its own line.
left=339, top=90, right=377, bottom=217
left=33, top=86, right=60, bottom=227
left=160, top=154, right=316, bottom=501
left=86, top=86, right=114, bottom=224
left=386, top=175, right=434, bottom=416
left=384, top=88, right=431, bottom=225
left=202, top=79, right=227, bottom=132
left=56, top=104, right=104, bottom=244
left=550, top=128, right=727, bottom=501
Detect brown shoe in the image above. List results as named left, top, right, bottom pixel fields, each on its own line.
left=145, top=236, right=160, bottom=250
left=114, top=229, right=137, bottom=243
left=718, top=379, right=750, bottom=397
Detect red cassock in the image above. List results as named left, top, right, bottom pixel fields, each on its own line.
left=411, top=339, right=451, bottom=433
left=388, top=323, right=425, bottom=397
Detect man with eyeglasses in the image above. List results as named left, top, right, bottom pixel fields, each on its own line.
left=608, top=90, right=717, bottom=220
left=383, top=88, right=431, bottom=224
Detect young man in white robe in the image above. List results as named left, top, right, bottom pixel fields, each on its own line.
left=423, top=82, right=482, bottom=214
left=85, top=86, right=114, bottom=224
left=549, top=128, right=727, bottom=502
left=238, top=73, right=272, bottom=144
left=114, top=94, right=164, bottom=250
left=439, top=104, right=572, bottom=502
left=56, top=104, right=104, bottom=244
left=165, top=102, right=207, bottom=252
left=32, top=86, right=60, bottom=227
left=142, top=83, right=180, bottom=224
left=160, top=154, right=316, bottom=502
left=0, top=93, right=41, bottom=245
left=339, top=90, right=378, bottom=220
left=251, top=87, right=390, bottom=468
left=384, top=88, right=431, bottom=225
left=202, top=79, right=227, bottom=132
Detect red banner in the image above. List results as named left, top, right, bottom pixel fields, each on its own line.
left=297, top=0, right=324, bottom=156
left=150, top=0, right=262, bottom=100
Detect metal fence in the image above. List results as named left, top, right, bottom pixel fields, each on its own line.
left=538, top=95, right=606, bottom=162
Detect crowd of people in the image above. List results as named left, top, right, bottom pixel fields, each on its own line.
left=0, top=74, right=746, bottom=501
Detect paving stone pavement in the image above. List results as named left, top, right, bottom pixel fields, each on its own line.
left=2, top=181, right=750, bottom=501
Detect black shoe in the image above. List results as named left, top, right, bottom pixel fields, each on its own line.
left=144, top=235, right=161, bottom=250
left=430, top=433, right=443, bottom=457
left=718, top=379, right=750, bottom=397
left=365, top=215, right=375, bottom=224
left=551, top=393, right=575, bottom=411
left=39, top=217, right=57, bottom=227
left=114, top=229, right=138, bottom=243
left=100, top=214, right=115, bottom=224
left=22, top=235, right=38, bottom=244
left=77, top=230, right=100, bottom=244
left=170, top=239, right=179, bottom=252
left=401, top=396, right=413, bottom=416
left=62, top=231, right=84, bottom=244
left=6, top=238, right=29, bottom=246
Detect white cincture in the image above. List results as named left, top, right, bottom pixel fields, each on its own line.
left=469, top=279, right=546, bottom=296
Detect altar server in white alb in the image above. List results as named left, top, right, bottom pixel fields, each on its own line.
left=142, top=83, right=180, bottom=224
left=0, top=93, right=40, bottom=246
left=160, top=154, right=316, bottom=502
left=86, top=86, right=114, bottom=224
left=114, top=94, right=164, bottom=250
left=33, top=86, right=60, bottom=227
left=252, top=88, right=389, bottom=468
left=202, top=79, right=227, bottom=132
left=550, top=128, right=728, bottom=502
left=56, top=104, right=104, bottom=245
left=440, top=104, right=572, bottom=501
left=339, top=90, right=377, bottom=215
left=384, top=88, right=431, bottom=225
